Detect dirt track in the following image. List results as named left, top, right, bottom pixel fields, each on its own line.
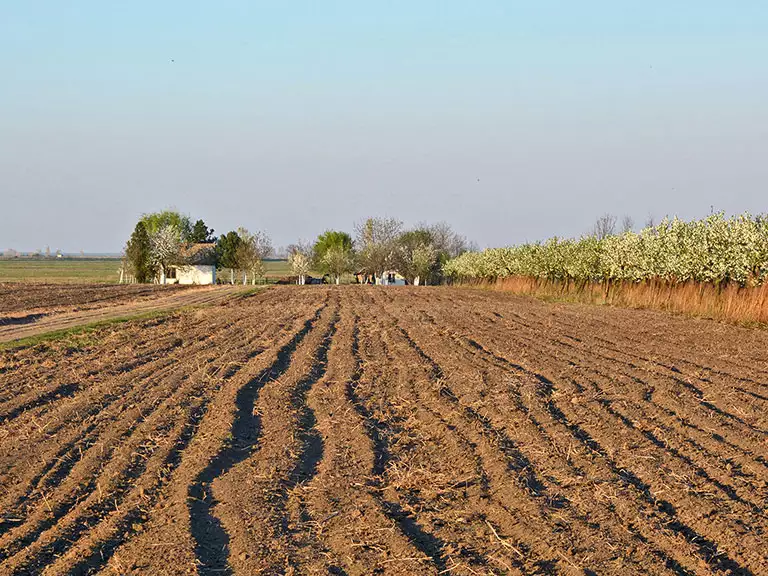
left=0, top=285, right=247, bottom=343
left=0, top=287, right=766, bottom=575
left=0, top=284, right=194, bottom=314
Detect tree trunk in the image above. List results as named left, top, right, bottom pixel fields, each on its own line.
left=230, top=269, right=234, bottom=285
left=243, top=271, right=247, bottom=285
left=414, top=276, right=420, bottom=286
left=335, top=275, right=340, bottom=285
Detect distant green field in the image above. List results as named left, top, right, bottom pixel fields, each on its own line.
left=0, top=259, right=121, bottom=283
left=0, top=258, right=307, bottom=284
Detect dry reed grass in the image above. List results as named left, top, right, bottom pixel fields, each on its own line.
left=463, top=276, right=768, bottom=326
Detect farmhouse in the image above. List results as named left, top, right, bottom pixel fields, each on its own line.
left=169, top=243, right=217, bottom=285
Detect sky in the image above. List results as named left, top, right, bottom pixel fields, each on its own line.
left=1, top=1, right=767, bottom=252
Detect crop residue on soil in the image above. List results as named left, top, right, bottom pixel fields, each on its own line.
left=0, top=286, right=766, bottom=575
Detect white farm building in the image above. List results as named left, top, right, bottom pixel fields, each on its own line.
left=167, top=243, right=217, bottom=285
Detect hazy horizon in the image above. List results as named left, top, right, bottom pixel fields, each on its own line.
left=3, top=2, right=766, bottom=253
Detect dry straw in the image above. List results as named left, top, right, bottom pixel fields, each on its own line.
left=466, top=276, right=768, bottom=325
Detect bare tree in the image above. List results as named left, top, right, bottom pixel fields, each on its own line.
left=354, top=217, right=402, bottom=284
left=621, top=215, right=635, bottom=234
left=427, top=221, right=469, bottom=259
left=236, top=228, right=273, bottom=284
left=644, top=212, right=656, bottom=229
left=592, top=213, right=617, bottom=240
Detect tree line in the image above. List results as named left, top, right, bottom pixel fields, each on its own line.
left=123, top=211, right=472, bottom=285
left=445, top=212, right=768, bottom=286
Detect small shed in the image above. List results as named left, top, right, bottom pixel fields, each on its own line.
left=171, top=243, right=217, bottom=285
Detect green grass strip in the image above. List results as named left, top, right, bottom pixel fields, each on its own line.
left=0, top=310, right=177, bottom=352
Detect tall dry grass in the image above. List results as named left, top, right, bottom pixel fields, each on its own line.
left=464, top=276, right=768, bottom=325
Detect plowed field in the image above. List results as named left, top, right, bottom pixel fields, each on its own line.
left=0, top=287, right=765, bottom=575
left=0, top=283, right=192, bottom=314
left=0, top=285, right=246, bottom=343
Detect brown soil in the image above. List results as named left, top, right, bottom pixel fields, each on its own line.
left=0, top=283, right=194, bottom=314
left=0, top=286, right=765, bottom=575
left=0, top=285, right=248, bottom=343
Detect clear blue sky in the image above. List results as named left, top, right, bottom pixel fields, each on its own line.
left=2, top=1, right=766, bottom=252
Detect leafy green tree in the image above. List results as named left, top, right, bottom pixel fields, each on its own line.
left=216, top=231, right=242, bottom=284
left=314, top=230, right=354, bottom=284
left=190, top=219, right=215, bottom=243
left=314, top=231, right=353, bottom=259
left=125, top=221, right=154, bottom=283
left=140, top=210, right=193, bottom=241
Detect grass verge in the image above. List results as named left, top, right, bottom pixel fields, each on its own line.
left=0, top=285, right=269, bottom=352
left=0, top=310, right=179, bottom=352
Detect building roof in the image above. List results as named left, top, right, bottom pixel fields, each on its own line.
left=179, top=243, right=217, bottom=266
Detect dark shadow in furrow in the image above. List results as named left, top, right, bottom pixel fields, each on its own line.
left=0, top=313, right=271, bottom=545
left=65, top=395, right=213, bottom=575
left=572, top=344, right=768, bottom=438
left=543, top=399, right=753, bottom=574
left=547, top=339, right=768, bottom=465
left=8, top=418, right=173, bottom=575
left=188, top=306, right=324, bottom=576
left=0, top=383, right=80, bottom=426
left=598, top=399, right=764, bottom=514
left=0, top=420, right=97, bottom=537
left=2, top=337, right=259, bottom=564
left=479, top=303, right=768, bottom=408
left=285, top=314, right=338, bottom=497
left=415, top=403, right=544, bottom=572
left=462, top=322, right=768, bottom=484
left=534, top=338, right=768, bottom=487
left=478, top=328, right=765, bottom=511
left=345, top=317, right=449, bottom=573
left=28, top=340, right=269, bottom=573
left=271, top=310, right=347, bottom=575
left=394, top=324, right=552, bottom=500
left=416, top=309, right=714, bottom=574
left=460, top=336, right=753, bottom=576
left=512, top=320, right=768, bottom=438
left=738, top=387, right=768, bottom=402
left=0, top=361, right=191, bottom=537
left=0, top=386, right=171, bottom=565
left=346, top=319, right=391, bottom=477
left=587, top=333, right=768, bottom=390
left=412, top=306, right=756, bottom=576
left=597, top=343, right=768, bottom=405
